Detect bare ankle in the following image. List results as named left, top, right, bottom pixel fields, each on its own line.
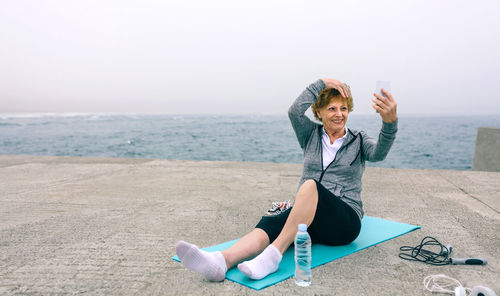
left=220, top=251, right=233, bottom=269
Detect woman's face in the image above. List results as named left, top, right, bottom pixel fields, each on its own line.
left=316, top=97, right=349, bottom=133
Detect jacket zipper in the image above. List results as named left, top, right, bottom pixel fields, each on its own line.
left=318, top=129, right=358, bottom=183
left=349, top=133, right=364, bottom=166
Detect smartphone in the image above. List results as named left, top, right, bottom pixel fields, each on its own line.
left=376, top=80, right=391, bottom=97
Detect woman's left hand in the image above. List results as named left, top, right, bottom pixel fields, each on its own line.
left=372, top=89, right=398, bottom=123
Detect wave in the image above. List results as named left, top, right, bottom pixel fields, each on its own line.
left=0, top=122, right=22, bottom=127
left=0, top=113, right=142, bottom=120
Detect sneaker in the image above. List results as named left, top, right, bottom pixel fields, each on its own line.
left=266, top=200, right=291, bottom=216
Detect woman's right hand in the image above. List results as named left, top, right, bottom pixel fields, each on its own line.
left=321, top=78, right=351, bottom=98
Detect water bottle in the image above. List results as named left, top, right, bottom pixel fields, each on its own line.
left=294, top=223, right=312, bottom=286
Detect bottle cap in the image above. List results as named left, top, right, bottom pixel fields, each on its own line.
left=298, top=224, right=307, bottom=232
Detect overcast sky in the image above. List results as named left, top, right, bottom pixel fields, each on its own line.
left=1, top=0, right=499, bottom=115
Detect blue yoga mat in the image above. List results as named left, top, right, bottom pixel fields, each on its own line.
left=173, top=216, right=420, bottom=290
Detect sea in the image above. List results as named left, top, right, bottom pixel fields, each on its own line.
left=1, top=113, right=499, bottom=171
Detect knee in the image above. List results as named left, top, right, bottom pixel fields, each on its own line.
left=302, top=179, right=317, bottom=190
left=297, top=179, right=318, bottom=197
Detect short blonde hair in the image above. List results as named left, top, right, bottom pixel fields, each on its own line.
left=311, top=88, right=354, bottom=121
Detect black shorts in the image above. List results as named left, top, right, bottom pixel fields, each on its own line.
left=255, top=180, right=361, bottom=246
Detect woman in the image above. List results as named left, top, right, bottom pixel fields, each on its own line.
left=175, top=78, right=398, bottom=281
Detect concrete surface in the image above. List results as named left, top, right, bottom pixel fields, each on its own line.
left=473, top=127, right=500, bottom=172
left=0, top=155, right=499, bottom=295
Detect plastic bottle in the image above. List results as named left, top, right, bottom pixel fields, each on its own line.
left=294, top=223, right=312, bottom=286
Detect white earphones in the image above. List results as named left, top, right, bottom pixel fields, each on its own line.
left=424, top=274, right=497, bottom=296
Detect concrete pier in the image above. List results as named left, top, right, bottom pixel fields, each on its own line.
left=0, top=155, right=499, bottom=295
left=473, top=127, right=500, bottom=172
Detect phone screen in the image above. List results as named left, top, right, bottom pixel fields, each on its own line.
left=376, top=81, right=391, bottom=97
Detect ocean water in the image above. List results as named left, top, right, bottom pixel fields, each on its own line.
left=1, top=113, right=499, bottom=170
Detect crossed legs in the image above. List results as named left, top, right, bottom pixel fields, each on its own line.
left=175, top=179, right=319, bottom=281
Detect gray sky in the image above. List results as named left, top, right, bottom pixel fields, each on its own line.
left=1, top=0, right=499, bottom=115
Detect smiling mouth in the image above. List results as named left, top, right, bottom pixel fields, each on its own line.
left=332, top=119, right=343, bottom=124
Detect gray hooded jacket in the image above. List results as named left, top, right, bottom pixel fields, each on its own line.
left=288, top=79, right=398, bottom=221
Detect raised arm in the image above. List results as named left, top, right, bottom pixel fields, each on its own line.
left=362, top=89, right=399, bottom=161
left=361, top=120, right=398, bottom=162
left=287, top=80, right=325, bottom=149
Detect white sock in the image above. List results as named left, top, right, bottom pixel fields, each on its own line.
left=175, top=241, right=227, bottom=282
left=237, top=244, right=282, bottom=280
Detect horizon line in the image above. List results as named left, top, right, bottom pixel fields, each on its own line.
left=2, top=111, right=500, bottom=118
